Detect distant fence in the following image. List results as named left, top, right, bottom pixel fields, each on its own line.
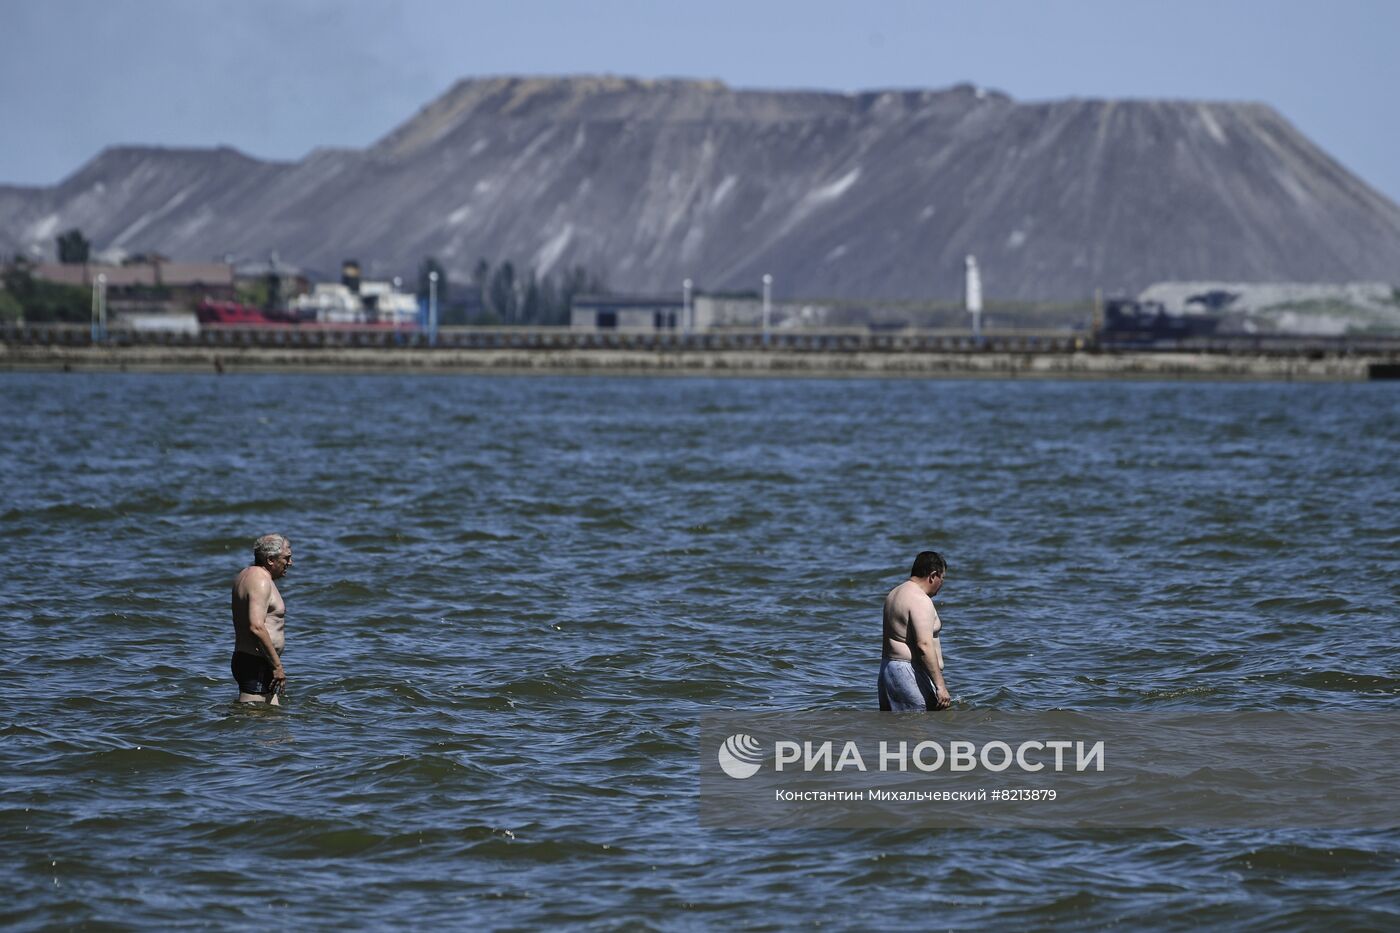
left=1096, top=333, right=1400, bottom=356
left=5, top=323, right=1400, bottom=357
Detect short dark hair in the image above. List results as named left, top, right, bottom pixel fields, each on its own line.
left=911, top=551, right=947, bottom=578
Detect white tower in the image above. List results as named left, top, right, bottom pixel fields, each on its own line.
left=964, top=255, right=983, bottom=338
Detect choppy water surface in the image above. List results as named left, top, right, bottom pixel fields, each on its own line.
left=2, top=372, right=1397, bottom=929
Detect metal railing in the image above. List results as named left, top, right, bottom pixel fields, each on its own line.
left=5, top=322, right=1400, bottom=356
left=0, top=322, right=1086, bottom=353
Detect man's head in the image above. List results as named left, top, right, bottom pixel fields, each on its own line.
left=253, top=533, right=293, bottom=578
left=910, top=550, right=947, bottom=596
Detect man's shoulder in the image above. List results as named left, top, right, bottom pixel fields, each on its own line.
left=233, top=565, right=271, bottom=592
left=888, top=579, right=917, bottom=599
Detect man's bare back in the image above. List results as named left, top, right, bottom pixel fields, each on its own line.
left=878, top=552, right=951, bottom=710
left=230, top=535, right=292, bottom=704
left=232, top=567, right=286, bottom=654
left=882, top=581, right=943, bottom=665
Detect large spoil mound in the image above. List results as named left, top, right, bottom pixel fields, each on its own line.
left=6, top=76, right=1400, bottom=300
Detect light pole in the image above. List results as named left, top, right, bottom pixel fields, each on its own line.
left=428, top=270, right=439, bottom=346
left=682, top=277, right=692, bottom=334
left=392, top=276, right=403, bottom=333
left=91, top=275, right=99, bottom=342
left=761, top=273, right=772, bottom=344
left=90, top=273, right=107, bottom=342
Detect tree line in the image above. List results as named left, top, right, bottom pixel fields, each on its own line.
left=1, top=226, right=613, bottom=326
left=0, top=256, right=88, bottom=323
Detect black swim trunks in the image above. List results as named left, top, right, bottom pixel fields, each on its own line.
left=231, top=650, right=279, bottom=695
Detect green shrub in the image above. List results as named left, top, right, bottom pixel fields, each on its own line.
left=0, top=288, right=21, bottom=322
left=1, top=261, right=92, bottom=322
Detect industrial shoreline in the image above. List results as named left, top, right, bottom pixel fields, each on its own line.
left=4, top=342, right=1396, bottom=381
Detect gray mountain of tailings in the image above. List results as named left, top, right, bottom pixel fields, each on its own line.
left=6, top=76, right=1400, bottom=301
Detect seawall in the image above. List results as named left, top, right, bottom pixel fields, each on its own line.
left=2, top=342, right=1392, bottom=381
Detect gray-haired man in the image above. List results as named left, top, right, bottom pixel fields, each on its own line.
left=230, top=534, right=292, bottom=704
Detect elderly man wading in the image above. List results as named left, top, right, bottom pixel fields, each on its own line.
left=878, top=550, right=952, bottom=711
left=230, top=534, right=293, bottom=704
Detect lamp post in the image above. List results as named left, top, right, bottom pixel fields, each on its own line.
left=90, top=273, right=107, bottom=342
left=91, top=275, right=99, bottom=342
left=761, top=273, right=772, bottom=344
left=392, top=276, right=403, bottom=334
left=682, top=277, right=692, bottom=335
left=428, top=270, right=439, bottom=346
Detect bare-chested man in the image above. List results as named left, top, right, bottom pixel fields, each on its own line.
left=230, top=533, right=292, bottom=704
left=879, top=550, right=951, bottom=711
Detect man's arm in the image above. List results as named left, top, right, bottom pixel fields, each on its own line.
left=910, top=599, right=951, bottom=709
left=244, top=576, right=287, bottom=688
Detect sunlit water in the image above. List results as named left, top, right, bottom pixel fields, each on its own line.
left=2, top=372, right=1397, bottom=928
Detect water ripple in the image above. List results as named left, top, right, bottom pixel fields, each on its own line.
left=2, top=373, right=1397, bottom=926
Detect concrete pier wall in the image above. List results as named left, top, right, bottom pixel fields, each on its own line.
left=1, top=342, right=1387, bottom=381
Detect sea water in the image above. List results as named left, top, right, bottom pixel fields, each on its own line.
left=2, top=373, right=1397, bottom=927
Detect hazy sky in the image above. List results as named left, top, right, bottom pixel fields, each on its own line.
left=3, top=0, right=1398, bottom=202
